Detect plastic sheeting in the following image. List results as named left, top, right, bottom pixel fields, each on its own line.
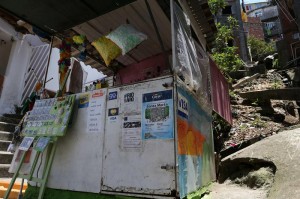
left=172, top=2, right=211, bottom=105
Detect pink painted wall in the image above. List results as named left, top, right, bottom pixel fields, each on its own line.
left=210, top=58, right=233, bottom=124
left=116, top=53, right=170, bottom=85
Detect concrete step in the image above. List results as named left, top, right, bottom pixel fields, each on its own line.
left=2, top=114, right=23, bottom=120
left=0, top=152, right=13, bottom=165
left=0, top=186, right=25, bottom=199
left=0, top=179, right=27, bottom=191
left=0, top=164, right=13, bottom=178
left=0, top=132, right=13, bottom=141
left=0, top=178, right=28, bottom=199
left=0, top=123, right=16, bottom=133
left=0, top=117, right=20, bottom=125
left=0, top=141, right=11, bottom=151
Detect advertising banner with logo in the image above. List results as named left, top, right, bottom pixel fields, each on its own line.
left=141, top=90, right=174, bottom=140
left=176, top=84, right=215, bottom=198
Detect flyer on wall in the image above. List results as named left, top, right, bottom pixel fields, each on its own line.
left=141, top=90, right=174, bottom=140
left=122, top=115, right=142, bottom=150
left=87, top=89, right=106, bottom=133
left=122, top=91, right=138, bottom=114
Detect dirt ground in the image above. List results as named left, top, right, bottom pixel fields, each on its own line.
left=219, top=70, right=299, bottom=151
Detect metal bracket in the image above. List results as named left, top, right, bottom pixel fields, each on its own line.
left=161, top=164, right=175, bottom=170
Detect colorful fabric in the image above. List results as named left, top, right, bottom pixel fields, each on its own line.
left=92, top=36, right=122, bottom=66
left=106, top=24, right=147, bottom=55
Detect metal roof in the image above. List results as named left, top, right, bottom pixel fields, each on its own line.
left=0, top=0, right=216, bottom=76
left=72, top=0, right=172, bottom=68
left=0, top=0, right=135, bottom=34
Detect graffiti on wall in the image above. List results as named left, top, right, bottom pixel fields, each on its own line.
left=177, top=85, right=216, bottom=198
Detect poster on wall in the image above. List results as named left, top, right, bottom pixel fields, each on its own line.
left=87, top=89, right=106, bottom=133
left=122, top=91, right=138, bottom=113
left=19, top=137, right=35, bottom=151
left=34, top=137, right=50, bottom=152
left=122, top=115, right=142, bottom=150
left=141, top=90, right=174, bottom=140
left=78, top=93, right=90, bottom=108
left=108, top=108, right=119, bottom=123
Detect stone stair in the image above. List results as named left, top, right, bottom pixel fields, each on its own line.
left=0, top=178, right=27, bottom=199
left=0, top=115, right=22, bottom=178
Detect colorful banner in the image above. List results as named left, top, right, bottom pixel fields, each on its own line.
left=141, top=90, right=174, bottom=140
left=177, top=85, right=215, bottom=198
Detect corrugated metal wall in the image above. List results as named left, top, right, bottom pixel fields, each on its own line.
left=210, top=58, right=233, bottom=124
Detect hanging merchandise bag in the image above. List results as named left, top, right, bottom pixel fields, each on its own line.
left=92, top=36, right=122, bottom=66
left=106, top=24, right=147, bottom=55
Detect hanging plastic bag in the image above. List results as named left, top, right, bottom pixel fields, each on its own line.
left=92, top=36, right=122, bottom=66
left=106, top=24, right=147, bottom=55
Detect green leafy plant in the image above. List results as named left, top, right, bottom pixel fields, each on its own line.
left=271, top=79, right=281, bottom=89
left=251, top=116, right=266, bottom=128
left=251, top=98, right=259, bottom=106
left=272, top=58, right=279, bottom=69
left=212, top=46, right=243, bottom=73
left=208, top=0, right=227, bottom=15
left=229, top=90, right=238, bottom=98
left=248, top=36, right=275, bottom=61
left=240, top=123, right=248, bottom=131
left=209, top=15, right=243, bottom=74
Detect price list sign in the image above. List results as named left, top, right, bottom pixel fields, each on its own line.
left=87, top=90, right=106, bottom=133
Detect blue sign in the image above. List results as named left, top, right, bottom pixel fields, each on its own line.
left=109, top=91, right=118, bottom=100
left=141, top=90, right=174, bottom=140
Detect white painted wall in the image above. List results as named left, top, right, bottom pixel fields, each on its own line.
left=30, top=90, right=107, bottom=193
left=102, top=77, right=176, bottom=196
left=0, top=31, right=13, bottom=75
left=0, top=39, right=32, bottom=114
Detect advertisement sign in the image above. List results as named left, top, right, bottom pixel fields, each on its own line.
left=122, top=115, right=142, bottom=150
left=87, top=89, right=106, bottom=133
left=34, top=137, right=50, bottom=152
left=108, top=91, right=118, bottom=100
left=78, top=93, right=90, bottom=108
left=19, top=137, right=35, bottom=151
left=141, top=90, right=174, bottom=140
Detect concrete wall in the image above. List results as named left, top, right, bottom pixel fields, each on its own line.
left=116, top=53, right=170, bottom=85
left=0, top=31, right=13, bottom=76
left=0, top=39, right=32, bottom=114
left=245, top=2, right=269, bottom=13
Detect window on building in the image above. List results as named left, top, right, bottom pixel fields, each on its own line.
left=255, top=11, right=263, bottom=17
left=222, top=5, right=232, bottom=15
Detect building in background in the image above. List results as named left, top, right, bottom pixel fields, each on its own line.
left=247, top=4, right=282, bottom=41
left=275, top=0, right=299, bottom=67
left=217, top=0, right=250, bottom=62
left=244, top=0, right=269, bottom=12
left=243, top=16, right=264, bottom=40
